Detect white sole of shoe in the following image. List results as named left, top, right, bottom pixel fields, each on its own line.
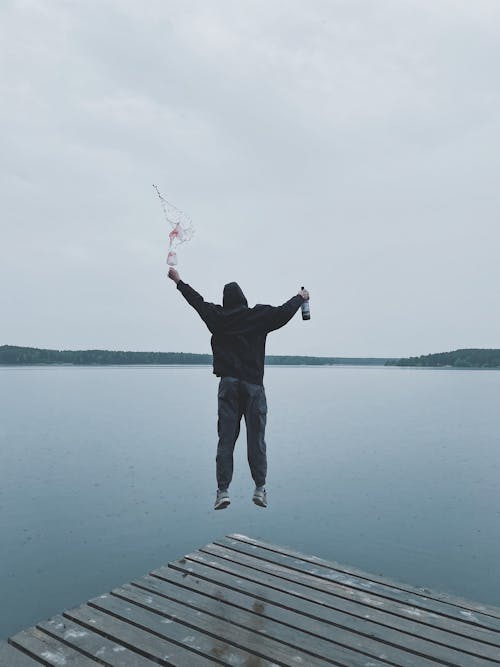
left=253, top=496, right=267, bottom=508
left=214, top=499, right=230, bottom=510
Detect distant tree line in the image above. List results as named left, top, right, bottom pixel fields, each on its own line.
left=385, top=348, right=500, bottom=368
left=0, top=346, right=212, bottom=365
left=0, top=345, right=392, bottom=366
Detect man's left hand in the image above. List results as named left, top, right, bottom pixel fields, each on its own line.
left=168, top=267, right=180, bottom=284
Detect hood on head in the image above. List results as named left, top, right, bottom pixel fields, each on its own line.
left=223, top=282, right=248, bottom=309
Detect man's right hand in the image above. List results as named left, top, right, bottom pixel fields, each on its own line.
left=168, top=267, right=180, bottom=284
left=299, top=287, right=309, bottom=300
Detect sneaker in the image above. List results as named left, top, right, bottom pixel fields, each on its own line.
left=214, top=489, right=230, bottom=510
left=252, top=486, right=267, bottom=508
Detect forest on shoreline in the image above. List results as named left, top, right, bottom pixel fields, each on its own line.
left=0, top=345, right=392, bottom=366
left=4, top=346, right=499, bottom=368
left=386, top=349, right=500, bottom=368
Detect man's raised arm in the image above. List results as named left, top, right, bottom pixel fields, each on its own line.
left=168, top=268, right=220, bottom=332
left=261, top=287, right=309, bottom=333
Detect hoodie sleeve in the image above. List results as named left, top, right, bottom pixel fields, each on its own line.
left=176, top=280, right=221, bottom=332
left=260, top=295, right=305, bottom=333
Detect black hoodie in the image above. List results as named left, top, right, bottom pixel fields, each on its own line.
left=177, top=280, right=304, bottom=385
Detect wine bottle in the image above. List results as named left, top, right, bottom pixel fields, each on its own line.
left=301, top=286, right=310, bottom=320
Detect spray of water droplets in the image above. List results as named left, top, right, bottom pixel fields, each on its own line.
left=153, top=185, right=195, bottom=266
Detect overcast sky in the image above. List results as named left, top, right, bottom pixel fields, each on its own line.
left=2, top=0, right=500, bottom=357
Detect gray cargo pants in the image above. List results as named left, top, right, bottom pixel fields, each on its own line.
left=216, top=376, right=267, bottom=491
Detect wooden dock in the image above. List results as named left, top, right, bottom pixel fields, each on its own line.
left=2, top=533, right=500, bottom=666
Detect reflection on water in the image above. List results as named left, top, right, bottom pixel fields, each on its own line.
left=1, top=365, right=499, bottom=639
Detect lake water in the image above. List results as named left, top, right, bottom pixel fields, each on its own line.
left=1, top=364, right=500, bottom=639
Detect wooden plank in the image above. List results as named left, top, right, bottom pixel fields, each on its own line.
left=156, top=566, right=500, bottom=665
left=188, top=546, right=500, bottom=665
left=229, top=533, right=500, bottom=621
left=165, top=558, right=500, bottom=653
left=216, top=536, right=500, bottom=634
left=103, top=586, right=333, bottom=667
left=0, top=641, right=41, bottom=666
left=139, top=569, right=441, bottom=667
left=122, top=577, right=396, bottom=667
left=63, top=602, right=217, bottom=666
left=37, top=614, right=155, bottom=666
left=204, top=540, right=500, bottom=640
left=8, top=627, right=100, bottom=665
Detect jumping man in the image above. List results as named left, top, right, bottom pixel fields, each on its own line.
left=168, top=267, right=309, bottom=510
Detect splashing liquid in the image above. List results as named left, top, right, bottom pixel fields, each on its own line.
left=153, top=185, right=194, bottom=266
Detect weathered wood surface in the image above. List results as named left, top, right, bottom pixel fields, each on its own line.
left=0, top=641, right=41, bottom=666
left=2, top=534, right=500, bottom=666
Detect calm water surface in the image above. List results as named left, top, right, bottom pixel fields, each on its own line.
left=1, top=365, right=499, bottom=638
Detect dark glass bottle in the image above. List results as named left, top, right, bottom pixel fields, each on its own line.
left=301, top=286, right=310, bottom=320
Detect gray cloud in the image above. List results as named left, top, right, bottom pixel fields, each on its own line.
left=2, top=0, right=500, bottom=356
